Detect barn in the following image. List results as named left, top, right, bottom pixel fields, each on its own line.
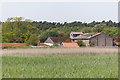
left=70, top=32, right=113, bottom=47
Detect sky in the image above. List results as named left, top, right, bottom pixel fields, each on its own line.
left=0, top=0, right=119, bottom=2
left=0, top=1, right=118, bottom=23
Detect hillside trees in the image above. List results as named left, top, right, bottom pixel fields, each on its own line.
left=102, top=27, right=118, bottom=37
left=1, top=17, right=119, bottom=44
left=39, top=31, right=65, bottom=42
left=92, top=23, right=106, bottom=32
left=2, top=17, right=38, bottom=43
left=81, top=27, right=93, bottom=33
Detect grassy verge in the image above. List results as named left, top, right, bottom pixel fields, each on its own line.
left=2, top=56, right=118, bottom=78
left=2, top=46, right=30, bottom=49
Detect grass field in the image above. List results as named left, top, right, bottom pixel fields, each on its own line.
left=2, top=56, right=118, bottom=78
left=2, top=47, right=118, bottom=56
left=1, top=47, right=118, bottom=78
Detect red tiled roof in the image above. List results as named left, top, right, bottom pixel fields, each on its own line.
left=0, top=43, right=26, bottom=46
left=62, top=42, right=79, bottom=47
left=40, top=43, right=49, bottom=46
left=49, top=37, right=70, bottom=43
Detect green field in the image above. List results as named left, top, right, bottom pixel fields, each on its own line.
left=2, top=56, right=118, bottom=78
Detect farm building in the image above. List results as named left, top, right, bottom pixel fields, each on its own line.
left=62, top=42, right=79, bottom=47
left=44, top=37, right=70, bottom=45
left=70, top=32, right=113, bottom=47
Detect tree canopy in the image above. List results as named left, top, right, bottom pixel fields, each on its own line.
left=1, top=17, right=119, bottom=44
left=2, top=17, right=38, bottom=43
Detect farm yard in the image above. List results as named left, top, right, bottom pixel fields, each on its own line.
left=1, top=47, right=118, bottom=78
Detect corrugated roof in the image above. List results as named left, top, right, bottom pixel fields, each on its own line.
left=71, top=32, right=83, bottom=34
left=62, top=42, right=79, bottom=47
left=0, top=43, right=26, bottom=46
left=49, top=37, right=70, bottom=43
left=71, top=33, right=101, bottom=40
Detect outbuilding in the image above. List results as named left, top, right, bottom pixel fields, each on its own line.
left=70, top=32, right=113, bottom=47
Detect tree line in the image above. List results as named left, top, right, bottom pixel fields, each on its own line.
left=0, top=17, right=119, bottom=45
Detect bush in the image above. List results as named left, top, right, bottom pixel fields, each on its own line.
left=77, top=39, right=86, bottom=47
left=2, top=46, right=9, bottom=49
left=54, top=43, right=59, bottom=46
left=27, top=34, right=39, bottom=46
left=65, top=39, right=71, bottom=42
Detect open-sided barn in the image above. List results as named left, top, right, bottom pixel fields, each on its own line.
left=70, top=32, right=113, bottom=47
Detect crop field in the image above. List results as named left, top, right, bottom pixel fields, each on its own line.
left=2, top=56, right=118, bottom=78
left=1, top=47, right=118, bottom=78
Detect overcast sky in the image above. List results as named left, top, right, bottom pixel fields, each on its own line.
left=1, top=2, right=118, bottom=23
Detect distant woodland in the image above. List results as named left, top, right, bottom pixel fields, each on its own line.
left=0, top=17, right=119, bottom=43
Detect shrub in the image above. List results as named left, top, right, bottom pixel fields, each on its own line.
left=2, top=46, right=29, bottom=49
left=54, top=43, right=59, bottom=46
left=77, top=39, right=86, bottom=47
left=27, top=34, right=39, bottom=46
left=65, top=39, right=71, bottom=42
left=2, top=46, right=9, bottom=49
